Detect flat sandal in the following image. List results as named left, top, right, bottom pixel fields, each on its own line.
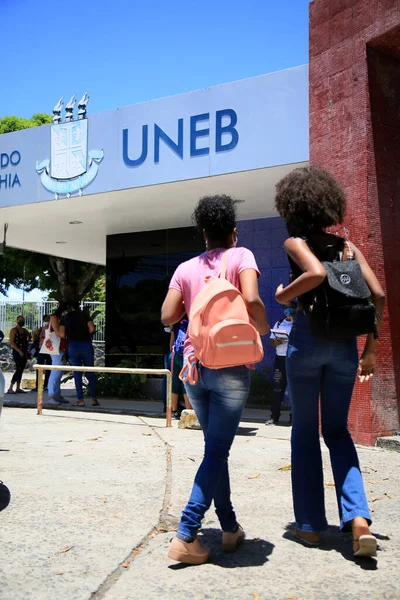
left=73, top=400, right=85, bottom=407
left=353, top=535, right=377, bottom=557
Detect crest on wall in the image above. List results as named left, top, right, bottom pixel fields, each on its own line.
left=36, top=93, right=104, bottom=199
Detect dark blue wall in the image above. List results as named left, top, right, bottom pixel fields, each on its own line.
left=237, top=217, right=290, bottom=372
left=105, top=218, right=290, bottom=374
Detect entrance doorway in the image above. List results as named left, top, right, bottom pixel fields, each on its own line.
left=105, top=226, right=203, bottom=368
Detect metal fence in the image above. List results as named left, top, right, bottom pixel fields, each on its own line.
left=0, top=301, right=105, bottom=342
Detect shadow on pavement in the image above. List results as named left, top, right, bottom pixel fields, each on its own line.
left=0, top=481, right=11, bottom=512
left=236, top=426, right=259, bottom=437
left=283, top=523, right=382, bottom=570
left=169, top=528, right=274, bottom=570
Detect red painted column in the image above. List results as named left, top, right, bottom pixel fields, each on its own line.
left=309, top=0, right=400, bottom=444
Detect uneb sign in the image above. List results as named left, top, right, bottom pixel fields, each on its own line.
left=122, top=109, right=239, bottom=167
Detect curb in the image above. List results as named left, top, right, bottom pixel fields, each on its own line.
left=3, top=400, right=276, bottom=424
left=3, top=400, right=166, bottom=419
left=375, top=436, right=400, bottom=451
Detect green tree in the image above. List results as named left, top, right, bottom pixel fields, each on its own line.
left=0, top=113, right=52, bottom=133
left=84, top=274, right=106, bottom=302
left=0, top=246, right=104, bottom=302
left=0, top=114, right=104, bottom=302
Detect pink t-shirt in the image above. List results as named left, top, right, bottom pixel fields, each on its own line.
left=169, top=247, right=260, bottom=357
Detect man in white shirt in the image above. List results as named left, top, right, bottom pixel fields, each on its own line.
left=265, top=302, right=296, bottom=425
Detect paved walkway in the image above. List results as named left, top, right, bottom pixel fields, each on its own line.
left=2, top=372, right=288, bottom=425
left=0, top=408, right=399, bottom=600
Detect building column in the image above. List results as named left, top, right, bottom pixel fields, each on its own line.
left=309, top=0, right=400, bottom=444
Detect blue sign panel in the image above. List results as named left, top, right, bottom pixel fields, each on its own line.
left=0, top=65, right=309, bottom=207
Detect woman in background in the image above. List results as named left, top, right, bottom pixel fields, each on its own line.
left=59, top=302, right=99, bottom=407
left=47, top=304, right=69, bottom=406
left=8, top=316, right=31, bottom=394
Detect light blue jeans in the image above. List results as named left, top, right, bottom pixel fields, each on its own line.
left=177, top=364, right=250, bottom=541
left=287, top=311, right=371, bottom=532
left=48, top=351, right=65, bottom=397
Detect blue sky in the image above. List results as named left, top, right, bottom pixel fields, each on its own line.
left=2, top=0, right=310, bottom=119
left=1, top=0, right=310, bottom=301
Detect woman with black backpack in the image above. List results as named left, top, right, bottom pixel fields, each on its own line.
left=274, top=166, right=385, bottom=558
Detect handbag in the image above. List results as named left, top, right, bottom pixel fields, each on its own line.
left=308, top=241, right=378, bottom=341
left=39, top=325, right=61, bottom=356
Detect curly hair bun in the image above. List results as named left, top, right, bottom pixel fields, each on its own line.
left=192, top=195, right=241, bottom=241
left=275, top=166, right=347, bottom=237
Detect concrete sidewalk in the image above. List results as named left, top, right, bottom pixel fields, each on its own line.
left=0, top=407, right=399, bottom=600
left=3, top=381, right=288, bottom=425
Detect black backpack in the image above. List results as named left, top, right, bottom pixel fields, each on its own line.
left=307, top=242, right=378, bottom=341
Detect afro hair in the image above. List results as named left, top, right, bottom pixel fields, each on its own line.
left=192, top=195, right=241, bottom=241
left=275, top=166, right=347, bottom=237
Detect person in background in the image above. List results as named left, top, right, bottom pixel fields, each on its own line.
left=59, top=302, right=99, bottom=407
left=265, top=302, right=296, bottom=426
left=161, top=195, right=269, bottom=565
left=47, top=304, right=69, bottom=406
left=161, top=325, right=172, bottom=413
left=7, top=316, right=31, bottom=394
left=170, top=317, right=192, bottom=419
left=32, top=315, right=52, bottom=392
left=274, top=166, right=385, bottom=557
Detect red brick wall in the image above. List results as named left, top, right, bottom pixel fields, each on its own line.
left=309, top=0, right=400, bottom=444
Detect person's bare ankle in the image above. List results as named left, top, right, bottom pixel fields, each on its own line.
left=352, top=517, right=371, bottom=552
left=352, top=517, right=370, bottom=537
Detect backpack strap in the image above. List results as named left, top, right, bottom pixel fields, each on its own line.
left=219, top=248, right=231, bottom=280
left=342, top=240, right=354, bottom=261
left=49, top=316, right=55, bottom=333
left=305, top=235, right=348, bottom=263
left=179, top=353, right=198, bottom=385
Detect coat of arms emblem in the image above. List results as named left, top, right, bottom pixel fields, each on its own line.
left=36, top=93, right=104, bottom=198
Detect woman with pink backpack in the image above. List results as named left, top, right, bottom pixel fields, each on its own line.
left=161, top=195, right=269, bottom=565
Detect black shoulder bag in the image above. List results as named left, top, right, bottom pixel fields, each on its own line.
left=307, top=242, right=378, bottom=341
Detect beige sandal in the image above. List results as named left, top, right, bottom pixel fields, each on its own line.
left=353, top=535, right=377, bottom=557
left=222, top=524, right=245, bottom=552
left=168, top=537, right=210, bottom=565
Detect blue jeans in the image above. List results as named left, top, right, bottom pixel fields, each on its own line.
left=48, top=351, right=64, bottom=397
left=68, top=342, right=97, bottom=400
left=287, top=311, right=371, bottom=532
left=177, top=364, right=250, bottom=540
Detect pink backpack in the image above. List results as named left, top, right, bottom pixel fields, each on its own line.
left=183, top=249, right=264, bottom=380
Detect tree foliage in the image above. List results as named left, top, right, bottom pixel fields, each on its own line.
left=0, top=113, right=53, bottom=134
left=0, top=114, right=104, bottom=302
left=84, top=274, right=106, bottom=302
left=0, top=246, right=104, bottom=302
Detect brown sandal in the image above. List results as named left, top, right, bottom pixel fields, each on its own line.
left=73, top=400, right=85, bottom=407
left=292, top=529, right=321, bottom=547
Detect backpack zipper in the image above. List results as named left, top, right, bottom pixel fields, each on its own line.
left=216, top=340, right=256, bottom=348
